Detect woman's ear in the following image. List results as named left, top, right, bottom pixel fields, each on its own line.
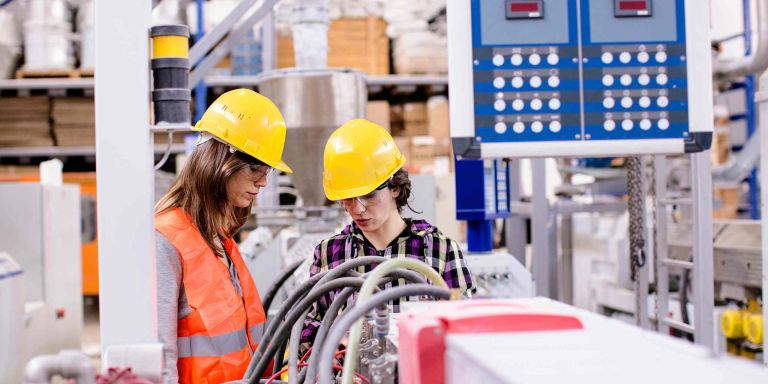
left=391, top=187, right=401, bottom=199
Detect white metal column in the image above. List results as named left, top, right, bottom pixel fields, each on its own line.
left=95, top=0, right=158, bottom=354
left=532, top=159, right=556, bottom=298
left=691, top=150, right=715, bottom=348
left=757, top=81, right=768, bottom=367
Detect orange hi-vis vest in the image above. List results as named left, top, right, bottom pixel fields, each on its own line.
left=156, top=208, right=266, bottom=383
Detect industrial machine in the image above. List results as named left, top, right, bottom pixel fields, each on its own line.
left=397, top=298, right=768, bottom=383
left=0, top=183, right=84, bottom=380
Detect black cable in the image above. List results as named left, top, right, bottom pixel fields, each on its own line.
left=304, top=270, right=427, bottom=384
left=272, top=270, right=363, bottom=375
left=313, top=256, right=388, bottom=287
left=244, top=269, right=333, bottom=379
left=246, top=277, right=367, bottom=383
left=317, top=285, right=451, bottom=384
left=263, top=259, right=304, bottom=316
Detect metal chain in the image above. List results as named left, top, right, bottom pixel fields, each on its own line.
left=627, top=156, right=647, bottom=326
left=650, top=156, right=660, bottom=331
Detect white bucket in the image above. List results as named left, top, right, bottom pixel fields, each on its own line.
left=23, top=21, right=73, bottom=70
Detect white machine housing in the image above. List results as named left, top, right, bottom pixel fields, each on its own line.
left=0, top=183, right=83, bottom=372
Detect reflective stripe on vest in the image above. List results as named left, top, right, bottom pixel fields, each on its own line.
left=250, top=323, right=265, bottom=343
left=178, top=329, right=249, bottom=358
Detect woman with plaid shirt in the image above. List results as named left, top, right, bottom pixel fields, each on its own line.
left=302, top=119, right=475, bottom=343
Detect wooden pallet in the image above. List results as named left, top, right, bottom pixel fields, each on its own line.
left=78, top=69, right=94, bottom=77
left=16, top=68, right=82, bottom=79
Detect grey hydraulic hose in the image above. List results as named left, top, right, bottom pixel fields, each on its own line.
left=245, top=277, right=366, bottom=383
left=262, top=259, right=304, bottom=316
left=317, top=285, right=451, bottom=384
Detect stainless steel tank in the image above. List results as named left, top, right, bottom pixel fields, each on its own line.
left=258, top=68, right=367, bottom=208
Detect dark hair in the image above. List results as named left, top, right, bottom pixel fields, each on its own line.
left=390, top=168, right=420, bottom=214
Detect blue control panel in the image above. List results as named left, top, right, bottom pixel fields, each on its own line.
left=456, top=159, right=511, bottom=220
left=460, top=0, right=704, bottom=155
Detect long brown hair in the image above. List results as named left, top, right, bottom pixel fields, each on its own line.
left=155, top=140, right=253, bottom=257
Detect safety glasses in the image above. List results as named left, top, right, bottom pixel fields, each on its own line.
left=339, top=179, right=391, bottom=210
left=234, top=151, right=274, bottom=179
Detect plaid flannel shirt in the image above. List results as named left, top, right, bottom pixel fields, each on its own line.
left=301, top=219, right=475, bottom=343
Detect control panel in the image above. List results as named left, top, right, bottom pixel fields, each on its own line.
left=448, top=0, right=712, bottom=158
left=455, top=158, right=510, bottom=220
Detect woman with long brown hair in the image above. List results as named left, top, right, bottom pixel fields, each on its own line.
left=154, top=88, right=292, bottom=383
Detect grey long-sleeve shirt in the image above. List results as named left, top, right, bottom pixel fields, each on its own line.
left=155, top=231, right=243, bottom=384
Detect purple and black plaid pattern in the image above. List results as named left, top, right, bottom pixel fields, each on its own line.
left=301, top=219, right=475, bottom=343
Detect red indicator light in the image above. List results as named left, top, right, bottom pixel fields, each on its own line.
left=510, top=2, right=539, bottom=12
left=619, top=1, right=648, bottom=11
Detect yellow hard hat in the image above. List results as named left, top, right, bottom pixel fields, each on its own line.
left=193, top=88, right=293, bottom=173
left=323, top=119, right=406, bottom=201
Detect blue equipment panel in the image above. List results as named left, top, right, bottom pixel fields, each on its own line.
left=465, top=0, right=701, bottom=153
left=456, top=159, right=511, bottom=221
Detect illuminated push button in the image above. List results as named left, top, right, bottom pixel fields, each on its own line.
left=619, top=52, right=632, bottom=64
left=511, top=76, right=524, bottom=88
left=621, top=97, right=633, bottom=109
left=655, top=51, right=668, bottom=63
left=548, top=76, right=560, bottom=88
left=529, top=53, right=542, bottom=66
left=530, top=76, right=542, bottom=88
left=639, top=96, right=651, bottom=108
left=494, top=99, right=506, bottom=112
left=513, top=121, right=525, bottom=133
left=657, top=96, right=669, bottom=108
left=510, top=54, right=524, bottom=66
left=640, top=119, right=652, bottom=130
left=656, top=73, right=669, bottom=85
left=530, top=98, right=543, bottom=111
left=512, top=99, right=525, bottom=111
left=602, top=75, right=615, bottom=87
left=620, top=74, right=633, bottom=86
left=658, top=118, right=670, bottom=130
left=493, top=54, right=505, bottom=66
left=638, top=74, right=651, bottom=86
left=601, top=52, right=614, bottom=64
left=604, top=120, right=616, bottom=131
left=548, top=98, right=561, bottom=110
left=622, top=119, right=634, bottom=131
left=547, top=53, right=559, bottom=65
left=531, top=121, right=544, bottom=133
left=603, top=97, right=616, bottom=109
left=549, top=121, right=562, bottom=133
left=493, top=77, right=505, bottom=89
left=637, top=51, right=650, bottom=64
left=495, top=122, right=508, bottom=134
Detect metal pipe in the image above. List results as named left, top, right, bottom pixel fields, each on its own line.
left=712, top=130, right=760, bottom=183
left=188, top=0, right=260, bottom=64
left=714, top=0, right=768, bottom=79
left=24, top=351, right=95, bottom=384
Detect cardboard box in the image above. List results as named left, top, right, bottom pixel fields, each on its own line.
left=277, top=17, right=389, bottom=75
left=403, top=102, right=428, bottom=136
left=427, top=96, right=449, bottom=140
left=367, top=101, right=391, bottom=131
left=390, top=104, right=405, bottom=136
left=713, top=186, right=740, bottom=219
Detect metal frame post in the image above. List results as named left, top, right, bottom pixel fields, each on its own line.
left=532, top=159, right=556, bottom=298
left=505, top=160, right=527, bottom=264
left=95, top=0, right=157, bottom=353
left=691, top=150, right=715, bottom=348
left=756, top=79, right=768, bottom=366
left=654, top=155, right=670, bottom=335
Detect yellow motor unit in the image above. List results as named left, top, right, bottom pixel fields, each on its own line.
left=746, top=314, right=763, bottom=346
left=721, top=309, right=745, bottom=339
